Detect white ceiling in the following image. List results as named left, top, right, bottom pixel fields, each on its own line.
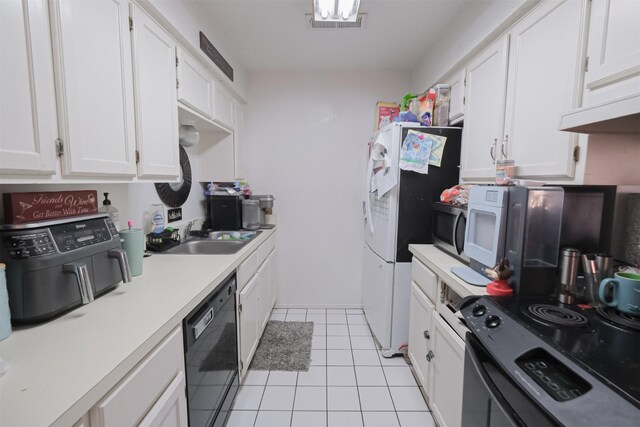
left=198, top=0, right=475, bottom=72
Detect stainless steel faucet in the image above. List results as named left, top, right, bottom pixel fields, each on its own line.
left=183, top=220, right=195, bottom=241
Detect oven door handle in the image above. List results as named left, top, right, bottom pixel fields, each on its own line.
left=466, top=335, right=524, bottom=426
left=452, top=211, right=463, bottom=255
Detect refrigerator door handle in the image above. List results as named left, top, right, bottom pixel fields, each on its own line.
left=365, top=158, right=375, bottom=234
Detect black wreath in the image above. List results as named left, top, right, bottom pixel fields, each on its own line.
left=154, top=145, right=192, bottom=207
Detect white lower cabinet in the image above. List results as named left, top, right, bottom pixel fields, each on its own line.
left=239, top=273, right=260, bottom=377
left=90, top=327, right=187, bottom=427
left=430, top=312, right=466, bottom=427
left=409, top=257, right=473, bottom=427
left=237, top=233, right=277, bottom=378
left=408, top=281, right=434, bottom=394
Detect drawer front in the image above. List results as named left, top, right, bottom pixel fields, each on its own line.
left=411, top=258, right=438, bottom=303
left=238, top=249, right=259, bottom=290
left=257, top=235, right=275, bottom=267
left=91, top=327, right=184, bottom=427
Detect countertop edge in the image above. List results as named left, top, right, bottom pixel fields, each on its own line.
left=409, top=244, right=487, bottom=298
left=1, top=228, right=275, bottom=427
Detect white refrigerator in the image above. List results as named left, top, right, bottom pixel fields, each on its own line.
left=363, top=122, right=462, bottom=356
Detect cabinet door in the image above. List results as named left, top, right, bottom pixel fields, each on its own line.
left=239, top=274, right=259, bottom=377
left=138, top=371, right=188, bottom=427
left=448, top=70, right=466, bottom=125
left=584, top=0, right=640, bottom=102
left=269, top=249, right=278, bottom=308
left=408, top=282, right=434, bottom=395
left=176, top=48, right=214, bottom=119
left=460, top=36, right=509, bottom=181
left=214, top=85, right=234, bottom=129
left=91, top=327, right=184, bottom=427
left=1, top=0, right=58, bottom=176
left=50, top=0, right=137, bottom=177
left=430, top=313, right=465, bottom=427
left=503, top=0, right=586, bottom=178
left=130, top=5, right=179, bottom=179
left=257, top=262, right=270, bottom=333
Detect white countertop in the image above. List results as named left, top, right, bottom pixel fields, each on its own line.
left=409, top=244, right=487, bottom=298
left=0, top=228, right=275, bottom=427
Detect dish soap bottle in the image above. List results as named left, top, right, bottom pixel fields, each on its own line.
left=99, top=193, right=120, bottom=231
left=151, top=204, right=165, bottom=234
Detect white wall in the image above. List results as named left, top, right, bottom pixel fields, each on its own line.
left=410, top=0, right=534, bottom=92
left=0, top=145, right=206, bottom=235
left=245, top=71, right=410, bottom=308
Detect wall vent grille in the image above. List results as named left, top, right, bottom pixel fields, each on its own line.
left=306, top=13, right=366, bottom=29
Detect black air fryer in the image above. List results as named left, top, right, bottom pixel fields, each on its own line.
left=206, top=195, right=242, bottom=231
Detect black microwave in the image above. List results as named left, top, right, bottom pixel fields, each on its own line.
left=432, top=202, right=469, bottom=264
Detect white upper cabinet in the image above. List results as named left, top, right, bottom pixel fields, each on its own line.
left=214, top=85, right=234, bottom=129
left=50, top=0, right=137, bottom=177
left=559, top=0, right=640, bottom=134
left=460, top=36, right=510, bottom=181
left=503, top=0, right=587, bottom=178
left=130, top=5, right=179, bottom=179
left=176, top=47, right=215, bottom=119
left=448, top=70, right=466, bottom=125
left=1, top=0, right=58, bottom=176
left=584, top=0, right=640, bottom=104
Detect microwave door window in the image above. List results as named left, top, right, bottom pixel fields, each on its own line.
left=434, top=214, right=455, bottom=245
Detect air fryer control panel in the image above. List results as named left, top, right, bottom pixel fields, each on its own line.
left=3, top=217, right=118, bottom=259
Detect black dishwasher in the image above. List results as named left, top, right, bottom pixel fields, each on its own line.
left=184, top=273, right=238, bottom=427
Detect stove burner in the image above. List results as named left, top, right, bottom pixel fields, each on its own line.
left=526, top=304, right=588, bottom=326
left=596, top=307, right=640, bottom=332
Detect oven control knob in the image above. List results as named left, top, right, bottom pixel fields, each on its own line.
left=485, top=315, right=501, bottom=328
left=472, top=304, right=487, bottom=317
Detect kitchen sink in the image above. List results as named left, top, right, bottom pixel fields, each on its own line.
left=159, top=231, right=261, bottom=255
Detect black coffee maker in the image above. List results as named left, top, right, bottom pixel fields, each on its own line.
left=205, top=195, right=242, bottom=231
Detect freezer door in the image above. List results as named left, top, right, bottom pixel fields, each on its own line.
left=363, top=245, right=394, bottom=350
left=364, top=125, right=400, bottom=262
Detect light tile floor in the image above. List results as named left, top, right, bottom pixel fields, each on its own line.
left=227, top=308, right=436, bottom=427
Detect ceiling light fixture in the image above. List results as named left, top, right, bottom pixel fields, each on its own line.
left=314, top=0, right=361, bottom=22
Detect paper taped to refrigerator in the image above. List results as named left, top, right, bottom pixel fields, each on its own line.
left=428, top=135, right=447, bottom=167
left=373, top=163, right=397, bottom=199
left=399, top=130, right=433, bottom=174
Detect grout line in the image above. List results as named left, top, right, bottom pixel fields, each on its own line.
left=253, top=372, right=270, bottom=427
left=346, top=317, right=366, bottom=426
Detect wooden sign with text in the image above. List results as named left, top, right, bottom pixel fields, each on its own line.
left=3, top=190, right=99, bottom=224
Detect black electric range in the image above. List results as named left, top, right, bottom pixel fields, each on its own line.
left=460, top=296, right=640, bottom=426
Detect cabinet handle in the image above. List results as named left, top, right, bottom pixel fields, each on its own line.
left=426, top=350, right=435, bottom=362
left=423, top=330, right=430, bottom=340
left=501, top=135, right=509, bottom=158
left=490, top=139, right=497, bottom=164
